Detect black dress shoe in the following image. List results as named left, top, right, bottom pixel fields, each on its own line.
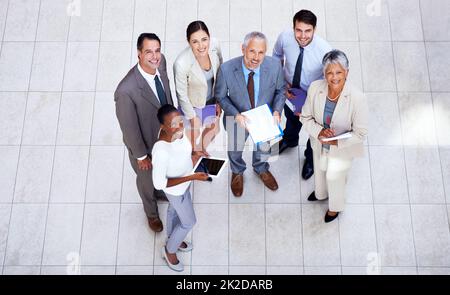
left=278, top=140, right=296, bottom=155
left=307, top=191, right=318, bottom=201
left=301, top=160, right=314, bottom=180
left=324, top=211, right=339, bottom=223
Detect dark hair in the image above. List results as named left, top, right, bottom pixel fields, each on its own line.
left=293, top=9, right=317, bottom=28
left=137, top=33, right=161, bottom=50
left=157, top=104, right=178, bottom=125
left=186, top=20, right=210, bottom=41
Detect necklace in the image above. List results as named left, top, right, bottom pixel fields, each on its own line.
left=327, top=88, right=343, bottom=102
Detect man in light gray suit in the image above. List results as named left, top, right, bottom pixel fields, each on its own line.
left=215, top=31, right=286, bottom=197
left=115, top=33, right=173, bottom=232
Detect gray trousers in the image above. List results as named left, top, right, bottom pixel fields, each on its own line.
left=225, top=119, right=270, bottom=174
left=128, top=151, right=164, bottom=218
left=166, top=188, right=197, bottom=253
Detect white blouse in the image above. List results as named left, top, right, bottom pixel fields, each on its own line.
left=151, top=134, right=193, bottom=196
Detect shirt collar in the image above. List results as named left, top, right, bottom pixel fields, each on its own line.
left=241, top=59, right=261, bottom=76
left=137, top=63, right=161, bottom=81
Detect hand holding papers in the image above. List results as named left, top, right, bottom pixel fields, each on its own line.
left=241, top=104, right=283, bottom=145
left=320, top=131, right=352, bottom=142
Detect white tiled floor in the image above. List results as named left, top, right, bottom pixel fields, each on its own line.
left=0, top=0, right=449, bottom=275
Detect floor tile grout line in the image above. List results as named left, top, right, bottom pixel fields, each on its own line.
left=227, top=0, right=231, bottom=276
left=4, top=201, right=450, bottom=205
left=2, top=39, right=446, bottom=44
left=152, top=0, right=169, bottom=276
left=418, top=0, right=448, bottom=205
left=2, top=0, right=42, bottom=275
left=187, top=0, right=200, bottom=276
left=0, top=0, right=10, bottom=55
left=5, top=143, right=450, bottom=148
left=354, top=0, right=379, bottom=275
left=0, top=0, right=11, bottom=274
left=385, top=0, right=418, bottom=275
left=113, top=0, right=137, bottom=276
left=417, top=0, right=450, bottom=254
left=322, top=0, right=329, bottom=41
left=76, top=0, right=106, bottom=273
left=260, top=0, right=268, bottom=276
left=114, top=148, right=127, bottom=275
left=7, top=263, right=443, bottom=268
left=39, top=0, right=73, bottom=273
left=297, top=146, right=306, bottom=273
left=4, top=89, right=450, bottom=94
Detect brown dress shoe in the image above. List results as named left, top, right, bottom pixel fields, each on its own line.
left=148, top=217, right=163, bottom=232
left=231, top=173, right=244, bottom=197
left=259, top=171, right=278, bottom=191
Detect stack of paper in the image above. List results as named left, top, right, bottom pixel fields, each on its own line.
left=321, top=132, right=352, bottom=142
left=242, top=104, right=283, bottom=144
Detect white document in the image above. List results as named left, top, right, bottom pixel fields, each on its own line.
left=321, top=131, right=352, bottom=142
left=241, top=104, right=283, bottom=144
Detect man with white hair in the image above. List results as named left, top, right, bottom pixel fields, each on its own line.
left=215, top=31, right=286, bottom=197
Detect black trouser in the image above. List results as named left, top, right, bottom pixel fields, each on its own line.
left=283, top=104, right=313, bottom=163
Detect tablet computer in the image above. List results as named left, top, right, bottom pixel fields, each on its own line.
left=192, top=156, right=228, bottom=178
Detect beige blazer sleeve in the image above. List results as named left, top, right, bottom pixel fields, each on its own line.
left=336, top=90, right=368, bottom=150
left=173, top=47, right=197, bottom=119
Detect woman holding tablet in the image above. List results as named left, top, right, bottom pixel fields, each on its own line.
left=152, top=104, right=209, bottom=272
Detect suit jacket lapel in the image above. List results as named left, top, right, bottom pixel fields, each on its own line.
left=233, top=58, right=251, bottom=110
left=133, top=65, right=161, bottom=109
left=330, top=82, right=350, bottom=127
left=257, top=62, right=269, bottom=107
left=317, top=83, right=327, bottom=126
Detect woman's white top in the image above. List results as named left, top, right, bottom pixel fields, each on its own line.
left=151, top=134, right=193, bottom=196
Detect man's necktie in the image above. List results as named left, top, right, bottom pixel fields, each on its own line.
left=154, top=75, right=167, bottom=105
left=247, top=71, right=255, bottom=109
left=292, top=46, right=304, bottom=89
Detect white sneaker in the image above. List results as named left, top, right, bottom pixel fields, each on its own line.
left=161, top=246, right=184, bottom=272
left=178, top=241, right=193, bottom=252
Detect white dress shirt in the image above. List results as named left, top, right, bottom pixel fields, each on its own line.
left=136, top=63, right=165, bottom=161
left=273, top=30, right=332, bottom=91
left=151, top=134, right=193, bottom=196
left=137, top=63, right=165, bottom=102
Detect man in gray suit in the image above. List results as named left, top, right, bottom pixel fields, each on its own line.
left=215, top=31, right=286, bottom=197
left=115, top=33, right=173, bottom=232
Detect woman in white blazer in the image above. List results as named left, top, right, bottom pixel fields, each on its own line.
left=300, top=49, right=368, bottom=223
left=173, top=21, right=223, bottom=153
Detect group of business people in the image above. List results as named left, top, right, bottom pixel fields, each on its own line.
left=114, top=10, right=368, bottom=271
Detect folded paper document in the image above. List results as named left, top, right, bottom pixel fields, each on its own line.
left=321, top=132, right=352, bottom=142
left=241, top=104, right=283, bottom=144
left=179, top=104, right=216, bottom=125
left=285, top=88, right=307, bottom=113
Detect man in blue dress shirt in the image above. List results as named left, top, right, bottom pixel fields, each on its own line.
left=273, top=10, right=332, bottom=180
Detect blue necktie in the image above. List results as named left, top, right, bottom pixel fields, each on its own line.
left=154, top=75, right=167, bottom=105
left=292, top=46, right=304, bottom=89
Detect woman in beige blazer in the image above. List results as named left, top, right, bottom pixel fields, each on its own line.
left=173, top=21, right=223, bottom=153
left=300, top=49, right=368, bottom=223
